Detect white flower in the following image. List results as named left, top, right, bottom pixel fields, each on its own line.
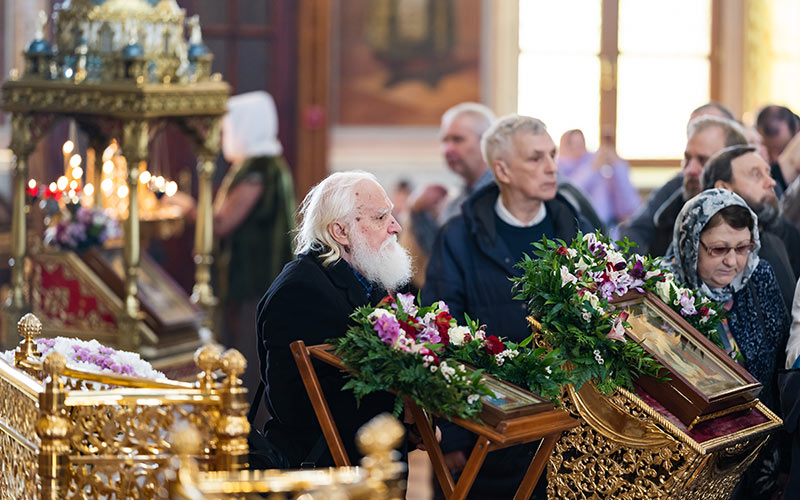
left=397, top=293, right=418, bottom=315
left=494, top=349, right=519, bottom=366
left=448, top=325, right=471, bottom=346
left=368, top=308, right=395, bottom=322
left=655, top=276, right=676, bottom=303
left=606, top=249, right=626, bottom=269
left=644, top=270, right=661, bottom=280
left=473, top=329, right=486, bottom=340
left=430, top=365, right=438, bottom=373
left=440, top=362, right=457, bottom=381
left=583, top=232, right=598, bottom=245
left=467, top=394, right=480, bottom=405
left=566, top=247, right=578, bottom=258
left=584, top=291, right=600, bottom=309
left=582, top=311, right=592, bottom=321
left=560, top=266, right=578, bottom=286
left=575, top=257, right=591, bottom=271
left=545, top=366, right=552, bottom=375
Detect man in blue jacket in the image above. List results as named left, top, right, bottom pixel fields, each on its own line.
left=422, top=114, right=595, bottom=499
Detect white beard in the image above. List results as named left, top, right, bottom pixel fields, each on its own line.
left=349, top=233, right=412, bottom=292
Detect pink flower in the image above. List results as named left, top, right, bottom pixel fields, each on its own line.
left=607, top=311, right=628, bottom=342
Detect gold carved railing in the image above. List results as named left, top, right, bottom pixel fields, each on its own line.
left=0, top=313, right=249, bottom=499
left=167, top=413, right=407, bottom=500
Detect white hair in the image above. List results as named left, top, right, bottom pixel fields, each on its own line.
left=441, top=102, right=496, bottom=136
left=294, top=170, right=379, bottom=266
left=481, top=114, right=548, bottom=166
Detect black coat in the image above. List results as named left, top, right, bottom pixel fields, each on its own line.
left=423, top=182, right=594, bottom=343
left=256, top=251, right=395, bottom=466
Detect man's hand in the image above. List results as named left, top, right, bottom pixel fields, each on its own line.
left=778, top=132, right=800, bottom=179
left=410, top=185, right=448, bottom=214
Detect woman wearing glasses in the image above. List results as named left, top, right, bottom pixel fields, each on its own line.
left=663, top=188, right=789, bottom=411
left=662, top=188, right=790, bottom=500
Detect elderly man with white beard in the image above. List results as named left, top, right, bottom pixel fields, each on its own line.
left=256, top=170, right=413, bottom=468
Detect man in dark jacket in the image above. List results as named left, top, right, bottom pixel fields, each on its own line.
left=423, top=114, right=595, bottom=499
left=621, top=115, right=747, bottom=257
left=257, top=171, right=412, bottom=467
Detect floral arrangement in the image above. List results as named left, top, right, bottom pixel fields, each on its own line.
left=44, top=206, right=120, bottom=252
left=2, top=337, right=165, bottom=380
left=443, top=317, right=570, bottom=403
left=333, top=294, right=492, bottom=420
left=333, top=293, right=568, bottom=420
left=512, top=232, right=727, bottom=394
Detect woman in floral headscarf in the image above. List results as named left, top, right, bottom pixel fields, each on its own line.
left=663, top=188, right=790, bottom=500
left=663, top=188, right=789, bottom=410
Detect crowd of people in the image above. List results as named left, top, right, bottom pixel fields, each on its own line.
left=206, top=93, right=800, bottom=500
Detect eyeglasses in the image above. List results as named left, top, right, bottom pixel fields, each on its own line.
left=699, top=240, right=754, bottom=258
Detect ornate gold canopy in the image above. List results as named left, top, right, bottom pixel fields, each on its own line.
left=1, top=0, right=229, bottom=345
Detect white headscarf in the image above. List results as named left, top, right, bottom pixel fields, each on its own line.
left=221, top=91, right=282, bottom=164
left=662, top=188, right=761, bottom=303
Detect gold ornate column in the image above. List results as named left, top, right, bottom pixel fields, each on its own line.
left=36, top=352, right=69, bottom=500
left=216, top=349, right=250, bottom=471
left=120, top=119, right=148, bottom=350
left=4, top=113, right=40, bottom=344
left=190, top=117, right=221, bottom=330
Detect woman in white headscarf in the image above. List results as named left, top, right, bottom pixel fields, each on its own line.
left=662, top=188, right=789, bottom=500
left=215, top=91, right=295, bottom=392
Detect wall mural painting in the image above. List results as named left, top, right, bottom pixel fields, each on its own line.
left=337, top=0, right=481, bottom=125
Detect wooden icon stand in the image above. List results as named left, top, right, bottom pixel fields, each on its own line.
left=290, top=340, right=578, bottom=500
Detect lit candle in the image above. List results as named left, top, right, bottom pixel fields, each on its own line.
left=69, top=154, right=82, bottom=187
left=62, top=140, right=74, bottom=177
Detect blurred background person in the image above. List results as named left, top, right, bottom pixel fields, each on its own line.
left=169, top=91, right=296, bottom=397
left=621, top=113, right=746, bottom=257
left=216, top=92, right=296, bottom=396
left=756, top=104, right=800, bottom=195
left=558, top=128, right=640, bottom=230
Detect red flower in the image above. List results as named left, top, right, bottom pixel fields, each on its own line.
left=557, top=246, right=569, bottom=255
left=484, top=335, right=504, bottom=355
left=434, top=311, right=452, bottom=335
left=399, top=319, right=419, bottom=340
left=376, top=295, right=394, bottom=308
left=700, top=306, right=709, bottom=316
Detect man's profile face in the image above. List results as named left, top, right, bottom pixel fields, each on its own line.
left=682, top=126, right=726, bottom=198
left=728, top=152, right=778, bottom=212
left=347, top=179, right=411, bottom=290
left=350, top=180, right=401, bottom=255
left=441, top=114, right=486, bottom=184
left=501, top=131, right=559, bottom=203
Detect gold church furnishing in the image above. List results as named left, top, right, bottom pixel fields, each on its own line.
left=290, top=340, right=579, bottom=500
left=522, top=317, right=783, bottom=500
left=167, top=413, right=407, bottom=500
left=0, top=0, right=229, bottom=349
left=0, top=313, right=249, bottom=499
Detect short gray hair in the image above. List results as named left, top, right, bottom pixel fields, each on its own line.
left=687, top=115, right=747, bottom=147
left=294, top=170, right=379, bottom=266
left=441, top=102, right=495, bottom=137
left=481, top=114, right=547, bottom=166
